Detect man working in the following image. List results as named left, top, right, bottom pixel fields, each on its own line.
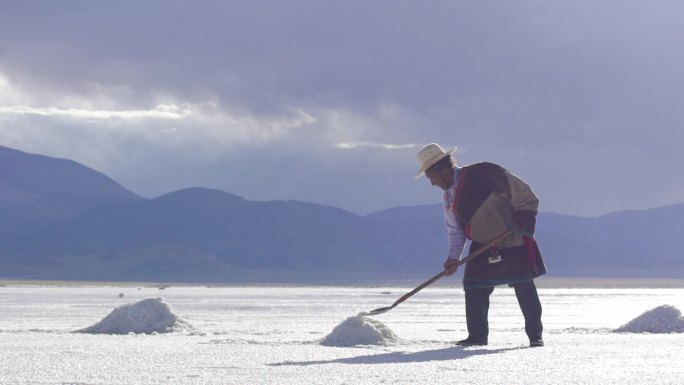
left=415, top=143, right=547, bottom=347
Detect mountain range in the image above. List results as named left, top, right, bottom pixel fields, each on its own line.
left=1, top=145, right=682, bottom=283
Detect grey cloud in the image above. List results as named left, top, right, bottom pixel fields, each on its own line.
left=1, top=1, right=683, bottom=215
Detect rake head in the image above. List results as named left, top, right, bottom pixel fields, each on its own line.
left=366, top=306, right=392, bottom=316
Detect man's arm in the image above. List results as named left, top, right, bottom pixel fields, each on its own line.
left=444, top=209, right=466, bottom=276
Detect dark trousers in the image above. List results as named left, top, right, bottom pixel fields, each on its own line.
left=464, top=280, right=543, bottom=342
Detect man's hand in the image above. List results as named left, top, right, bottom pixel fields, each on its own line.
left=444, top=258, right=460, bottom=276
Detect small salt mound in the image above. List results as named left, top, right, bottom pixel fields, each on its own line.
left=321, top=312, right=398, bottom=347
left=77, top=297, right=193, bottom=335
left=614, top=305, right=684, bottom=333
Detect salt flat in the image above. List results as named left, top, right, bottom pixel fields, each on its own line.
left=0, top=284, right=683, bottom=385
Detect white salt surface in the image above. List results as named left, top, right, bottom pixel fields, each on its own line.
left=321, top=312, right=398, bottom=346
left=615, top=305, right=684, bottom=333
left=1, top=285, right=684, bottom=385
left=77, top=297, right=193, bottom=334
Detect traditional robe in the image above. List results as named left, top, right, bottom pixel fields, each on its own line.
left=445, top=162, right=547, bottom=289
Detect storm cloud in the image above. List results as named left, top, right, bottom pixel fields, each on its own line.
left=1, top=1, right=683, bottom=215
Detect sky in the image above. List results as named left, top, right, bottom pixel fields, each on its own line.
left=1, top=1, right=683, bottom=217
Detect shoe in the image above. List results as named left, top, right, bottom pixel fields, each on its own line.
left=529, top=338, right=544, bottom=347
left=456, top=338, right=488, bottom=346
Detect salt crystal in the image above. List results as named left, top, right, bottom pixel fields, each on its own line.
left=321, top=312, right=399, bottom=346
left=76, top=297, right=193, bottom=335
left=614, top=305, right=684, bottom=333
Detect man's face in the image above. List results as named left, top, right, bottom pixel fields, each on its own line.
left=425, top=164, right=452, bottom=190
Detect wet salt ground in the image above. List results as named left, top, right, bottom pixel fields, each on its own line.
left=1, top=285, right=683, bottom=384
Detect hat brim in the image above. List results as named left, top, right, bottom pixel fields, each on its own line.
left=414, top=147, right=455, bottom=179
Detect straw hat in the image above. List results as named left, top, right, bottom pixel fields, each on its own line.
left=414, top=143, right=456, bottom=179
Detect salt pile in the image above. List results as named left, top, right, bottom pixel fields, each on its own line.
left=614, top=305, right=684, bottom=333
left=77, top=297, right=193, bottom=335
left=321, top=312, right=399, bottom=347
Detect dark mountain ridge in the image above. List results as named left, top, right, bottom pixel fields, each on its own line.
left=1, top=145, right=682, bottom=283
left=0, top=145, right=142, bottom=232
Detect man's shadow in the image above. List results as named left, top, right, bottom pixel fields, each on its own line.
left=270, top=346, right=525, bottom=367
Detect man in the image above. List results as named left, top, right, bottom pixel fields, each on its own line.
left=415, top=143, right=546, bottom=347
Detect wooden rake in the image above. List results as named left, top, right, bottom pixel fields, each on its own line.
left=366, top=231, right=511, bottom=316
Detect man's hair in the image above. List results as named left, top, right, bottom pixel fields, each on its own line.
left=429, top=155, right=455, bottom=172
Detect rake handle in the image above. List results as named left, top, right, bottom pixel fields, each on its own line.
left=369, top=231, right=511, bottom=315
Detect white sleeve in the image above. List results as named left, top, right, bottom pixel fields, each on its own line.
left=445, top=209, right=466, bottom=260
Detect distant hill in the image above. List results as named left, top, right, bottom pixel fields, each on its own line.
left=365, top=203, right=684, bottom=278
left=536, top=205, right=684, bottom=277
left=0, top=145, right=143, bottom=232
left=1, top=145, right=682, bottom=283
left=16, top=187, right=396, bottom=281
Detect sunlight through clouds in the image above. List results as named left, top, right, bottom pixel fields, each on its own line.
left=336, top=142, right=417, bottom=150
left=0, top=104, right=192, bottom=119
left=0, top=97, right=324, bottom=166
left=0, top=70, right=25, bottom=104
left=0, top=72, right=8, bottom=88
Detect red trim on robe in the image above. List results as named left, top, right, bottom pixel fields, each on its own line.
left=523, top=235, right=540, bottom=276
left=464, top=223, right=472, bottom=240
